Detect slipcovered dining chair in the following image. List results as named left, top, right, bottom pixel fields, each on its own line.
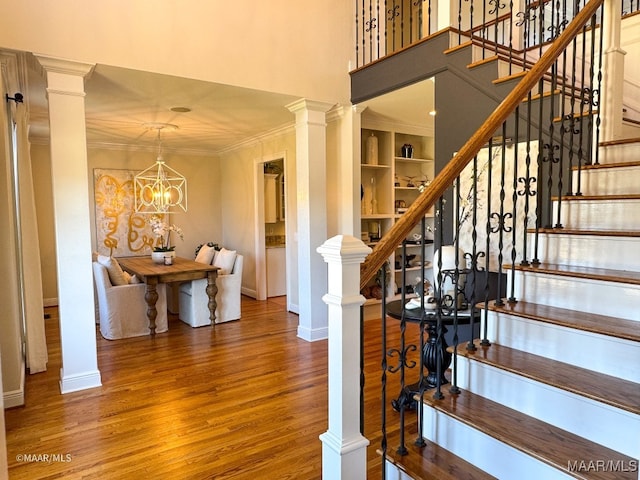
left=179, top=246, right=243, bottom=326
left=93, top=260, right=168, bottom=339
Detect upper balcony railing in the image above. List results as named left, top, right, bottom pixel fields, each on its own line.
left=354, top=0, right=638, bottom=70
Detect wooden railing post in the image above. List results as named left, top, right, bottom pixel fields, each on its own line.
left=318, top=235, right=371, bottom=480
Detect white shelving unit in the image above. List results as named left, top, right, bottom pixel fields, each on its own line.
left=359, top=128, right=435, bottom=317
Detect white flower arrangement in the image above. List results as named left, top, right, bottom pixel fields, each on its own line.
left=148, top=215, right=184, bottom=252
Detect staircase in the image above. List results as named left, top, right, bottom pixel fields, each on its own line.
left=384, top=138, right=640, bottom=479
left=379, top=11, right=640, bottom=480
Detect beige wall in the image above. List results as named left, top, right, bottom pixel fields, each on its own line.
left=0, top=0, right=353, bottom=105
left=219, top=130, right=298, bottom=303
left=31, top=143, right=222, bottom=304
left=31, top=144, right=58, bottom=304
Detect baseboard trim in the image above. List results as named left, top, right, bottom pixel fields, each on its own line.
left=297, top=325, right=328, bottom=342
left=4, top=355, right=25, bottom=408
left=59, top=368, right=102, bottom=394
left=241, top=287, right=257, bottom=299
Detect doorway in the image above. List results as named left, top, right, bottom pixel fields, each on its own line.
left=254, top=153, right=290, bottom=307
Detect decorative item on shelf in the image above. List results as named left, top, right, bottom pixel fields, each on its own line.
left=405, top=176, right=417, bottom=188
left=368, top=221, right=381, bottom=242
left=395, top=199, right=407, bottom=214
left=394, top=174, right=401, bottom=187
left=366, top=132, right=379, bottom=165
left=370, top=177, right=378, bottom=214
left=148, top=214, right=184, bottom=264
left=418, top=175, right=431, bottom=192
left=401, top=143, right=413, bottom=158
left=134, top=123, right=188, bottom=214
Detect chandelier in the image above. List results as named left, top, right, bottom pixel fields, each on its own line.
left=134, top=123, right=188, bottom=214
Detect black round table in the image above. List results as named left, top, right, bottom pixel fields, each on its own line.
left=385, top=299, right=479, bottom=410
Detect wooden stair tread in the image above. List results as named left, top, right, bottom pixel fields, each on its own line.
left=380, top=427, right=497, bottom=480
left=421, top=389, right=637, bottom=479
left=576, top=160, right=640, bottom=170
left=513, top=262, right=640, bottom=285
left=454, top=340, right=640, bottom=415
left=484, top=299, right=640, bottom=342
left=600, top=137, right=640, bottom=147
left=555, top=193, right=640, bottom=201
left=534, top=227, right=640, bottom=237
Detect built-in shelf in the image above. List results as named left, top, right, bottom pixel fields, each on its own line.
left=360, top=127, right=435, bottom=312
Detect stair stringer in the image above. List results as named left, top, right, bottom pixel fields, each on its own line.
left=453, top=355, right=640, bottom=458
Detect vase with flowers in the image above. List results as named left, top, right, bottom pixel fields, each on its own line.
left=148, top=215, right=184, bottom=264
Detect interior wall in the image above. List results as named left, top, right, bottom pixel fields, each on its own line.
left=86, top=147, right=222, bottom=260
left=31, top=144, right=222, bottom=305
left=0, top=71, right=24, bottom=405
left=0, top=0, right=353, bottom=106
left=30, top=143, right=57, bottom=305
left=218, top=129, right=297, bottom=305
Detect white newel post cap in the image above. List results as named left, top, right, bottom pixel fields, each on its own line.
left=317, top=235, right=372, bottom=300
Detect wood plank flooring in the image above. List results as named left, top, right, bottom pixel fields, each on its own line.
left=4, top=296, right=419, bottom=480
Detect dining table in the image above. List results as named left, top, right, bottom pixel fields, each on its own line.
left=117, top=256, right=219, bottom=335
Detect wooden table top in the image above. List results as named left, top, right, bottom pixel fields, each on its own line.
left=117, top=256, right=218, bottom=283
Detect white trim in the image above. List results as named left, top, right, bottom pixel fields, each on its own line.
left=297, top=325, right=328, bottom=342
left=59, top=368, right=101, bottom=394
left=3, top=357, right=25, bottom=408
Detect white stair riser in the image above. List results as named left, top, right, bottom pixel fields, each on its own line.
left=533, top=233, right=640, bottom=270
left=599, top=143, right=640, bottom=164
left=574, top=165, right=640, bottom=196
left=384, top=463, right=417, bottom=480
left=510, top=270, right=640, bottom=321
left=454, top=357, right=640, bottom=458
left=484, top=311, right=640, bottom=382
left=553, top=199, right=640, bottom=230
left=421, top=405, right=576, bottom=480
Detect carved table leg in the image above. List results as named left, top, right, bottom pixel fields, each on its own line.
left=144, top=279, right=159, bottom=335
left=206, top=270, right=218, bottom=326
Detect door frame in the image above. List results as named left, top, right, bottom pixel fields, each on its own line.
left=253, top=152, right=288, bottom=302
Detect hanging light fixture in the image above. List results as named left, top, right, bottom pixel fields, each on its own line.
left=134, top=123, right=188, bottom=214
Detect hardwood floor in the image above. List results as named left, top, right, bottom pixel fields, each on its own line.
left=4, top=296, right=419, bottom=480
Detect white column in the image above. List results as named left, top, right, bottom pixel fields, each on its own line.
left=317, top=235, right=371, bottom=480
left=287, top=99, right=333, bottom=342
left=36, top=55, right=101, bottom=393
left=600, top=0, right=626, bottom=142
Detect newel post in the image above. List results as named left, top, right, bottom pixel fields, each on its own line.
left=317, top=235, right=372, bottom=480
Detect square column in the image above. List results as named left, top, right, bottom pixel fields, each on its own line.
left=287, top=99, right=333, bottom=341
left=36, top=55, right=101, bottom=393
left=317, top=235, right=371, bottom=480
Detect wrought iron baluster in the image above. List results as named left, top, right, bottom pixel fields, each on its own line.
left=415, top=217, right=427, bottom=447
left=492, top=127, right=509, bottom=306
left=433, top=196, right=445, bottom=399
left=509, top=111, right=519, bottom=303
left=594, top=2, right=604, bottom=165
left=483, top=139, right=494, bottom=341
left=576, top=21, right=588, bottom=195
left=467, top=155, right=479, bottom=352
left=520, top=94, right=536, bottom=267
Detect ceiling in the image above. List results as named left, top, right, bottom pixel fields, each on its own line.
left=26, top=61, right=302, bottom=155
left=25, top=58, right=435, bottom=155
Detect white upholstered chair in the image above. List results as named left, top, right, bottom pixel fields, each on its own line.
left=179, top=249, right=243, bottom=326
left=93, top=261, right=168, bottom=339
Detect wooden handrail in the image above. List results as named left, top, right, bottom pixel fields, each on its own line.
left=360, top=0, right=605, bottom=289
